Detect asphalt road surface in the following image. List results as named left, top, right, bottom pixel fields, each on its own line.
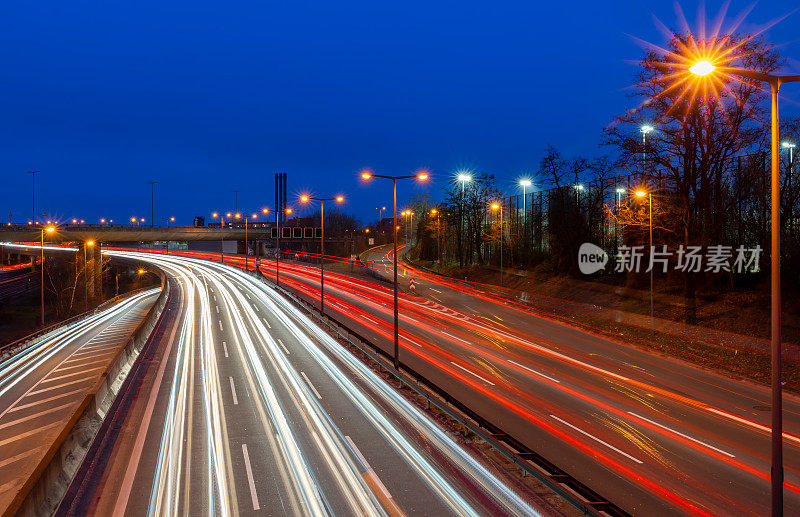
left=182, top=244, right=800, bottom=516
left=75, top=251, right=542, bottom=516
left=0, top=288, right=158, bottom=512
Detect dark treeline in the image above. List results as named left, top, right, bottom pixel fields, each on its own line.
left=410, top=32, right=800, bottom=324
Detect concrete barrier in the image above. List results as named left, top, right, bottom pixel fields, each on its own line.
left=6, top=273, right=171, bottom=517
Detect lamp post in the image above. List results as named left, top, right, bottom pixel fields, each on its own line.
left=457, top=173, right=471, bottom=267
left=640, top=125, right=654, bottom=180
left=635, top=190, right=654, bottom=335
left=430, top=208, right=441, bottom=272
left=361, top=169, right=429, bottom=369
left=299, top=194, right=344, bottom=315
left=783, top=142, right=796, bottom=233
left=490, top=202, right=504, bottom=287
left=269, top=207, right=292, bottom=286
left=84, top=240, right=94, bottom=311
left=519, top=179, right=531, bottom=237
left=690, top=61, right=800, bottom=515
left=211, top=212, right=226, bottom=262
left=40, top=225, right=55, bottom=327
left=615, top=187, right=625, bottom=250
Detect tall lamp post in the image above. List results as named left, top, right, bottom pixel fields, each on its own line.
left=490, top=202, right=504, bottom=287
left=299, top=194, right=344, bottom=315
left=690, top=60, right=800, bottom=516
left=40, top=225, right=55, bottom=327
left=361, top=169, right=429, bottom=369
left=457, top=173, right=471, bottom=267
left=267, top=207, right=293, bottom=286
left=84, top=240, right=94, bottom=311
left=430, top=208, right=441, bottom=272
left=635, top=190, right=654, bottom=335
left=519, top=179, right=531, bottom=238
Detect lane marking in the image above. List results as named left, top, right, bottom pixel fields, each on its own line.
left=430, top=288, right=443, bottom=294
left=0, top=421, right=61, bottom=447
left=628, top=412, right=735, bottom=458
left=222, top=341, right=229, bottom=358
left=28, top=377, right=95, bottom=396
left=8, top=389, right=85, bottom=413
left=245, top=293, right=251, bottom=300
left=229, top=377, right=238, bottom=405
left=214, top=295, right=217, bottom=301
left=261, top=318, right=271, bottom=329
left=300, top=372, right=322, bottom=399
left=242, top=444, right=260, bottom=510
left=254, top=305, right=259, bottom=311
left=216, top=305, right=219, bottom=314
left=705, top=407, right=800, bottom=446
left=218, top=320, right=223, bottom=331
left=38, top=367, right=104, bottom=384
left=277, top=339, right=290, bottom=355
left=344, top=436, right=403, bottom=516
left=507, top=360, right=560, bottom=383
left=0, top=402, right=75, bottom=431
left=550, top=415, right=643, bottom=464
left=450, top=362, right=495, bottom=386
left=0, top=446, right=45, bottom=469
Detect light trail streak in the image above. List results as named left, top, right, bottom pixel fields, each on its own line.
left=108, top=250, right=540, bottom=516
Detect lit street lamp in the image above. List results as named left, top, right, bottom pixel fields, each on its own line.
left=635, top=190, right=654, bottom=335
left=457, top=172, right=472, bottom=267
left=783, top=141, right=796, bottom=163
left=299, top=194, right=344, bottom=315
left=84, top=241, right=94, bottom=311
left=40, top=225, right=55, bottom=326
left=519, top=179, right=532, bottom=231
left=490, top=202, right=504, bottom=287
left=430, top=208, right=441, bottom=271
left=361, top=169, right=429, bottom=369
left=690, top=60, right=800, bottom=514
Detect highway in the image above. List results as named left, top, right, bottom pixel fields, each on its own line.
left=64, top=251, right=542, bottom=516
left=164, top=244, right=800, bottom=515
left=0, top=288, right=158, bottom=512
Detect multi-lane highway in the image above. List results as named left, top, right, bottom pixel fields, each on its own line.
left=62, top=251, right=543, bottom=516
left=0, top=288, right=158, bottom=512
left=164, top=244, right=800, bottom=516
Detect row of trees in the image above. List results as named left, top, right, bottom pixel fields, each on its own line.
left=406, top=32, right=800, bottom=324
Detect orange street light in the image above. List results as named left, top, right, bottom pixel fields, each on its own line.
left=361, top=170, right=373, bottom=180
left=635, top=190, right=647, bottom=197
left=335, top=196, right=344, bottom=203
left=300, top=195, right=310, bottom=203
left=212, top=212, right=219, bottom=218
left=689, top=60, right=715, bottom=76
left=285, top=208, right=292, bottom=215
left=299, top=193, right=347, bottom=314
left=226, top=212, right=232, bottom=218
left=262, top=208, right=269, bottom=214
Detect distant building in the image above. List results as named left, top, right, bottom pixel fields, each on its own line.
left=193, top=216, right=205, bottom=227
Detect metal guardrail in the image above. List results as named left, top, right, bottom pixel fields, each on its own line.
left=249, top=269, right=626, bottom=517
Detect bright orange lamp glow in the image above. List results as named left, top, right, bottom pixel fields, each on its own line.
left=300, top=195, right=310, bottom=203
left=635, top=190, right=647, bottom=197
left=689, top=60, right=716, bottom=76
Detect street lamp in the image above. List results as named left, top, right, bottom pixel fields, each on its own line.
left=690, top=61, right=800, bottom=513
left=361, top=169, right=429, bottom=369
left=430, top=208, right=441, bottom=272
left=84, top=241, right=94, bottom=311
left=40, top=225, right=55, bottom=327
left=783, top=141, right=796, bottom=163
left=641, top=125, right=655, bottom=178
left=299, top=194, right=344, bottom=315
left=456, top=172, right=472, bottom=267
left=274, top=207, right=293, bottom=286
left=634, top=190, right=654, bottom=336
left=519, top=179, right=532, bottom=232
left=211, top=212, right=226, bottom=262
left=490, top=202, right=504, bottom=287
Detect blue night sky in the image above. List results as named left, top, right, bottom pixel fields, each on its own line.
left=2, top=1, right=798, bottom=225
